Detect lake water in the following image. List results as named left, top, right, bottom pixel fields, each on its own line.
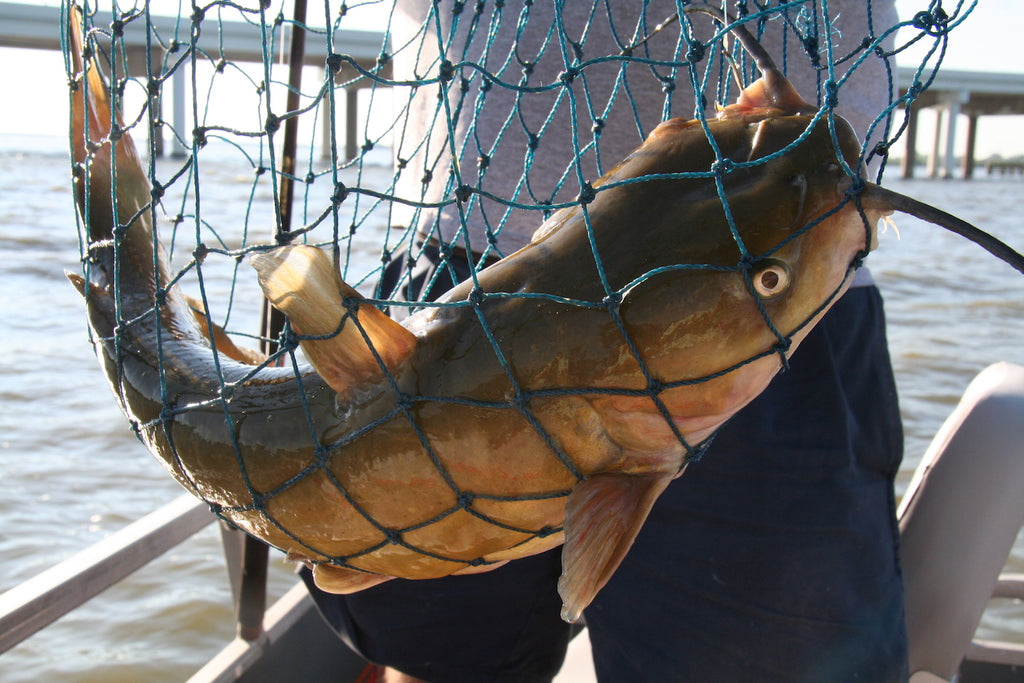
left=1, top=133, right=1022, bottom=680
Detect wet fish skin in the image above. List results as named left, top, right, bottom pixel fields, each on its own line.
left=248, top=83, right=882, bottom=620
left=68, top=5, right=881, bottom=623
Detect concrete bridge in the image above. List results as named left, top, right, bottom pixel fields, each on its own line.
left=3, top=1, right=1022, bottom=175
left=0, top=0, right=388, bottom=159
left=898, top=67, right=1024, bottom=179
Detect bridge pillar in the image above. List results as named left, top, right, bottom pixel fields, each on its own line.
left=961, top=113, right=978, bottom=180
left=927, top=108, right=943, bottom=179
left=170, top=67, right=187, bottom=159
left=941, top=96, right=964, bottom=179
left=345, top=87, right=359, bottom=162
left=901, top=106, right=919, bottom=179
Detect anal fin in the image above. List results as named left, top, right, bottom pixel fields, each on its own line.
left=250, top=245, right=417, bottom=391
left=312, top=562, right=394, bottom=594
left=557, top=472, right=673, bottom=623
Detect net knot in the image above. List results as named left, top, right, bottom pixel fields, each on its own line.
left=158, top=404, right=175, bottom=425
left=193, top=243, right=208, bottom=263
left=265, top=114, right=281, bottom=135
left=342, top=295, right=361, bottom=313
left=913, top=8, right=949, bottom=34
left=384, top=529, right=402, bottom=544
left=457, top=492, right=474, bottom=508
left=558, top=67, right=579, bottom=85
left=844, top=175, right=866, bottom=196
left=469, top=287, right=485, bottom=306
left=438, top=59, right=456, bottom=83
left=279, top=327, right=299, bottom=353
left=686, top=41, right=705, bottom=63
left=711, top=158, right=734, bottom=176
left=150, top=181, right=164, bottom=200
left=395, top=392, right=413, bottom=411
left=455, top=184, right=473, bottom=204
left=823, top=80, right=839, bottom=109
left=576, top=182, right=596, bottom=205
left=326, top=52, right=343, bottom=74
left=802, top=35, right=820, bottom=66
left=603, top=291, right=622, bottom=310
left=332, top=182, right=348, bottom=205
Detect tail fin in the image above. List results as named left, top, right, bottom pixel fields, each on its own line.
left=68, top=4, right=152, bottom=244
left=251, top=245, right=417, bottom=391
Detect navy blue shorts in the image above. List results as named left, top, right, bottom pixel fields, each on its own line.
left=302, top=243, right=908, bottom=682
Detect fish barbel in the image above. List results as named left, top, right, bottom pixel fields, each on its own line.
left=67, top=7, right=1024, bottom=622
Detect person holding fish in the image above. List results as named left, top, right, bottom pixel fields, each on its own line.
left=298, top=1, right=909, bottom=681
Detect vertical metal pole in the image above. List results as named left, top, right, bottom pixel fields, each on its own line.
left=239, top=0, right=309, bottom=644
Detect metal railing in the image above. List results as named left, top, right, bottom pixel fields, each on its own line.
left=0, top=494, right=213, bottom=654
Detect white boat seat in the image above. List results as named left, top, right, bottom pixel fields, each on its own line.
left=900, top=362, right=1024, bottom=681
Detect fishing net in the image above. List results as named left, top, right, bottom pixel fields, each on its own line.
left=63, top=0, right=973, bottom=573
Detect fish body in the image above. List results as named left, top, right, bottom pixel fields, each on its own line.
left=69, top=8, right=889, bottom=621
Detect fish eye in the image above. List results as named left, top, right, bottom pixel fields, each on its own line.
left=752, top=259, right=791, bottom=299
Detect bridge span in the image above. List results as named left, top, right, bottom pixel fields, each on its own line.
left=2, top=1, right=1022, bottom=177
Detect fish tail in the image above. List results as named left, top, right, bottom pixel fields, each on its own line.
left=69, top=4, right=159, bottom=283
left=250, top=245, right=417, bottom=390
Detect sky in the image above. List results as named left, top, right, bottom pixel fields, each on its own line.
left=1, top=0, right=1021, bottom=161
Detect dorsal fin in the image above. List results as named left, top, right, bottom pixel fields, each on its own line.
left=251, top=245, right=417, bottom=391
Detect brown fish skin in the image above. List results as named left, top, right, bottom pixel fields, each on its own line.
left=250, top=85, right=885, bottom=620
left=68, top=4, right=885, bottom=623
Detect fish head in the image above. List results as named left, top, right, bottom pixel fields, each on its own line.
left=574, top=77, right=888, bottom=453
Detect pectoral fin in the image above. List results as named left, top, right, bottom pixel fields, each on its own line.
left=185, top=295, right=268, bottom=365
left=251, top=245, right=417, bottom=391
left=557, top=472, right=673, bottom=622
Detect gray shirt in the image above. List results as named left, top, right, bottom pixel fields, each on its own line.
left=390, top=1, right=898, bottom=257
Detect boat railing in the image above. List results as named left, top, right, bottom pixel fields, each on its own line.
left=1, top=501, right=1023, bottom=680
left=0, top=493, right=366, bottom=680
left=0, top=494, right=211, bottom=654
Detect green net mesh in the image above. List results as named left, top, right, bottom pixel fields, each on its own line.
left=64, top=0, right=974, bottom=575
